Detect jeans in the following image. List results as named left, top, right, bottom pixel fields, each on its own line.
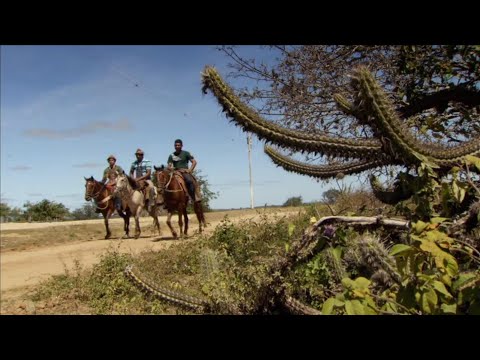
left=114, top=197, right=122, bottom=211
left=183, top=173, right=196, bottom=200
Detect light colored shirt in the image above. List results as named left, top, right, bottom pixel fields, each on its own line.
left=130, top=159, right=152, bottom=178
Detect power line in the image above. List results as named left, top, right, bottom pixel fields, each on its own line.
left=247, top=133, right=254, bottom=209
left=110, top=65, right=163, bottom=102
left=111, top=66, right=141, bottom=87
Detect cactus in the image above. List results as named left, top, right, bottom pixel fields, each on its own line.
left=201, top=65, right=480, bottom=204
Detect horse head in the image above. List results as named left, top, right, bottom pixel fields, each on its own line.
left=154, top=165, right=170, bottom=188
left=84, top=176, right=96, bottom=201
left=113, top=173, right=128, bottom=196
left=153, top=164, right=166, bottom=178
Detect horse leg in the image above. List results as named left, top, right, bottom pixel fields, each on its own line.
left=197, top=210, right=202, bottom=234
left=120, top=209, right=130, bottom=239
left=183, top=207, right=189, bottom=236
left=178, top=210, right=184, bottom=238
left=194, top=201, right=204, bottom=233
left=134, top=207, right=142, bottom=239
left=150, top=207, right=161, bottom=236
left=166, top=212, right=177, bottom=239
left=153, top=212, right=161, bottom=236
left=154, top=216, right=161, bottom=236
left=103, top=211, right=112, bottom=239
left=134, top=216, right=141, bottom=239
left=125, top=208, right=131, bottom=238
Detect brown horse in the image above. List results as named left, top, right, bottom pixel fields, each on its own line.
left=154, top=165, right=206, bottom=238
left=84, top=176, right=131, bottom=239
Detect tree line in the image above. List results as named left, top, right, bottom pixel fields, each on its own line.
left=0, top=200, right=99, bottom=222
left=1, top=170, right=219, bottom=223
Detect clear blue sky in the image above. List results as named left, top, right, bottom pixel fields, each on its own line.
left=1, top=45, right=338, bottom=211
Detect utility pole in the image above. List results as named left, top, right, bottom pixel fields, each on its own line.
left=247, top=134, right=254, bottom=209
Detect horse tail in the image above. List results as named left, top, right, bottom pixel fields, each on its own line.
left=194, top=201, right=206, bottom=226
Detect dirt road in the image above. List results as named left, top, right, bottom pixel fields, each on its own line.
left=0, top=208, right=301, bottom=313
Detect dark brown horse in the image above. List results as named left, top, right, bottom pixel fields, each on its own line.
left=84, top=176, right=131, bottom=239
left=154, top=166, right=206, bottom=238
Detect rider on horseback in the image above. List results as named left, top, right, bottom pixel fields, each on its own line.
left=101, top=154, right=123, bottom=213
left=129, top=148, right=157, bottom=212
left=165, top=139, right=202, bottom=204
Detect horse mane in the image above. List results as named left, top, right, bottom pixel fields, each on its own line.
left=85, top=176, right=101, bottom=185
left=126, top=174, right=140, bottom=190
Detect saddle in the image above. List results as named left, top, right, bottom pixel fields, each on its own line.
left=172, top=172, right=189, bottom=196
left=174, top=170, right=202, bottom=202
left=136, top=180, right=149, bottom=198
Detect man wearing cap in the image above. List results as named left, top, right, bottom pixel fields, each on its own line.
left=102, top=155, right=124, bottom=212
left=130, top=148, right=157, bottom=212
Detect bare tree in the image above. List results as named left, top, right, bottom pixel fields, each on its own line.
left=219, top=46, right=479, bottom=141
left=201, top=48, right=480, bottom=218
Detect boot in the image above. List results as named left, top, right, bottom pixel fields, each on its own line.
left=188, top=184, right=195, bottom=203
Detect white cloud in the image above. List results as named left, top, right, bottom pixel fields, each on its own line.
left=10, top=165, right=32, bottom=171
left=24, top=119, right=133, bottom=139
left=73, top=163, right=104, bottom=168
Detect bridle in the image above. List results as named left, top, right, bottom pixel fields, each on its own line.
left=114, top=175, right=135, bottom=200
left=85, top=179, right=110, bottom=210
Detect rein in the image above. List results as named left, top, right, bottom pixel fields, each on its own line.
left=162, top=171, right=183, bottom=193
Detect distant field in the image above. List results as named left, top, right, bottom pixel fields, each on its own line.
left=0, top=207, right=303, bottom=252
left=1, top=206, right=306, bottom=314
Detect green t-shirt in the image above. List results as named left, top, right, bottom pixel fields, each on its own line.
left=102, top=165, right=123, bottom=182
left=168, top=150, right=194, bottom=169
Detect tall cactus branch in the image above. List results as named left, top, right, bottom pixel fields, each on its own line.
left=202, top=64, right=479, bottom=206
left=351, top=67, right=480, bottom=168
left=201, top=66, right=386, bottom=160
left=264, top=145, right=387, bottom=179
left=369, top=174, right=416, bottom=205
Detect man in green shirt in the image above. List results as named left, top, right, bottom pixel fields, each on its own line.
left=101, top=155, right=124, bottom=212
left=167, top=139, right=202, bottom=203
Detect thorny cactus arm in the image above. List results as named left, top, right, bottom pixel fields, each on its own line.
left=255, top=215, right=410, bottom=313
left=369, top=174, right=415, bottom=205
left=202, top=65, right=479, bottom=206
left=350, top=66, right=480, bottom=168
left=124, top=264, right=210, bottom=313
left=201, top=66, right=386, bottom=160
left=265, top=145, right=388, bottom=179
left=202, top=65, right=478, bottom=173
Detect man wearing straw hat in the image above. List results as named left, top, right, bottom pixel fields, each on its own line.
left=129, top=148, right=157, bottom=212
